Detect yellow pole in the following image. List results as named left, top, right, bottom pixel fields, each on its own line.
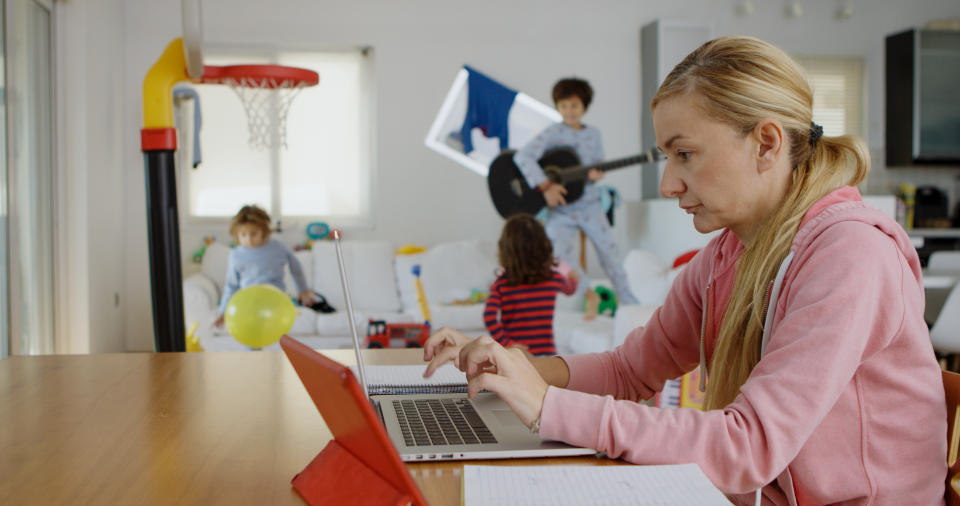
left=142, top=38, right=191, bottom=129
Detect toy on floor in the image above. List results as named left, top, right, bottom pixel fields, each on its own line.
left=224, top=284, right=296, bottom=349
left=185, top=322, right=204, bottom=352
left=450, top=289, right=488, bottom=305
left=191, top=235, right=216, bottom=263
left=595, top=286, right=617, bottom=316
left=365, top=319, right=430, bottom=348
left=584, top=285, right=617, bottom=320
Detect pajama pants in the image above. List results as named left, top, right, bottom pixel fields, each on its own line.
left=545, top=199, right=638, bottom=305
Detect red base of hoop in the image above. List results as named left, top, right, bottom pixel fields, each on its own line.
left=141, top=128, right=177, bottom=151
left=201, top=64, right=319, bottom=88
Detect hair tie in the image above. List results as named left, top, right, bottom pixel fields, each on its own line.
left=809, top=122, right=823, bottom=146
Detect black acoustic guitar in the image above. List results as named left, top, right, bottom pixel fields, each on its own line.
left=486, top=146, right=665, bottom=218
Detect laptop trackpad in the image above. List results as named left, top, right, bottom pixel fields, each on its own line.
left=491, top=409, right=520, bottom=425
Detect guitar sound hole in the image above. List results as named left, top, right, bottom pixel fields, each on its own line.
left=509, top=179, right=523, bottom=197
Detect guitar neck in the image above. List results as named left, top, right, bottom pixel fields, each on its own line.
left=560, top=148, right=664, bottom=183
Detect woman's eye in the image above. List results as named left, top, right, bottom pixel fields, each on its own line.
left=676, top=151, right=692, bottom=161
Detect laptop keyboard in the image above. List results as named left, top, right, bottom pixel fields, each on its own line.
left=393, top=398, right=498, bottom=447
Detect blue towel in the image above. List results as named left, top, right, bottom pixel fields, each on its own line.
left=459, top=65, right=517, bottom=154
left=173, top=85, right=203, bottom=168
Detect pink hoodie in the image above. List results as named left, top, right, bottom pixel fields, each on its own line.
left=540, top=187, right=947, bottom=505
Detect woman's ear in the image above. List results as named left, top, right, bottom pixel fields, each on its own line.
left=753, top=118, right=785, bottom=173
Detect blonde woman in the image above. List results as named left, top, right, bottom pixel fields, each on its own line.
left=425, top=36, right=946, bottom=504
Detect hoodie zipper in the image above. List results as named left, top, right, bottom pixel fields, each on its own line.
left=699, top=280, right=712, bottom=392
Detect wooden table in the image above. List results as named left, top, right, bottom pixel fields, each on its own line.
left=0, top=348, right=620, bottom=505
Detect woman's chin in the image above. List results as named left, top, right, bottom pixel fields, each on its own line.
left=691, top=216, right=720, bottom=235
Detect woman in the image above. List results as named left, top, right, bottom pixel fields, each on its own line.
left=425, top=36, right=946, bottom=504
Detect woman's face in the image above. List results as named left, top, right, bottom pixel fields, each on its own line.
left=653, top=93, right=787, bottom=243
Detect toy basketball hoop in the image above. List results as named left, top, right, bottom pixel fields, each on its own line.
left=202, top=64, right=320, bottom=150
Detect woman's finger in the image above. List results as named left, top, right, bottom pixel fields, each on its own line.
left=424, top=343, right=460, bottom=377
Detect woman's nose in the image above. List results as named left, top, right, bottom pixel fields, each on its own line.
left=659, top=162, right=686, bottom=198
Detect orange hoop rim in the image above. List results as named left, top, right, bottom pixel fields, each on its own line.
left=200, top=64, right=319, bottom=88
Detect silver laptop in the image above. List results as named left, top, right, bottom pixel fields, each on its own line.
left=331, top=230, right=595, bottom=462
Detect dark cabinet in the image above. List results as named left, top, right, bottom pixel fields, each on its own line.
left=885, top=28, right=960, bottom=166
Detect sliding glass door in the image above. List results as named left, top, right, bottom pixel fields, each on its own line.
left=6, top=0, right=56, bottom=355
left=0, top=1, right=7, bottom=359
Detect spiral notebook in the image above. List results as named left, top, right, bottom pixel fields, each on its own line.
left=348, top=363, right=468, bottom=395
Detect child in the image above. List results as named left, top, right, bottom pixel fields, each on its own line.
left=214, top=205, right=314, bottom=327
left=513, top=77, right=637, bottom=307
left=483, top=214, right=578, bottom=356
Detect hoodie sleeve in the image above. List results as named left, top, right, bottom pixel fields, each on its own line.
left=540, top=222, right=909, bottom=494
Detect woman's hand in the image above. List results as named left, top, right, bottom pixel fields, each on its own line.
left=587, top=168, right=604, bottom=181
left=458, top=335, right=548, bottom=428
left=423, top=327, right=474, bottom=377
left=213, top=314, right=225, bottom=328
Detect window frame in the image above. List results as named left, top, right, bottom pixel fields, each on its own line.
left=794, top=54, right=867, bottom=139
left=176, top=46, right=376, bottom=230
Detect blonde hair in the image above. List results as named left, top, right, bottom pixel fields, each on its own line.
left=650, top=36, right=870, bottom=410
left=229, top=205, right=272, bottom=239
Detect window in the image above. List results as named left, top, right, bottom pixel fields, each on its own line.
left=178, top=49, right=373, bottom=226
left=795, top=56, right=865, bottom=137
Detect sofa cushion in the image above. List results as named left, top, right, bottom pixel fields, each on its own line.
left=201, top=242, right=233, bottom=289
left=310, top=240, right=401, bottom=312
left=428, top=304, right=485, bottom=333
left=399, top=241, right=497, bottom=310
left=288, top=307, right=318, bottom=336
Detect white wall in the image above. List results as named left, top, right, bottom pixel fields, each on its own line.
left=55, top=0, right=126, bottom=353
left=60, top=0, right=960, bottom=351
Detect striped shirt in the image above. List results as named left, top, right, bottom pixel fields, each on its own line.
left=483, top=270, right=576, bottom=356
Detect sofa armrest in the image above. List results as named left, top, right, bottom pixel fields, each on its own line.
left=612, top=304, right=659, bottom=348
left=183, top=273, right=219, bottom=326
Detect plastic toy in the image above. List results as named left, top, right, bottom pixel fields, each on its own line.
left=191, top=235, right=216, bottom=263
left=185, top=322, right=204, bottom=352
left=224, top=284, right=296, bottom=349
left=365, top=319, right=430, bottom=348
left=395, top=244, right=426, bottom=255
left=451, top=289, right=488, bottom=305
left=306, top=221, right=330, bottom=240
left=411, top=264, right=432, bottom=326
left=594, top=286, right=617, bottom=316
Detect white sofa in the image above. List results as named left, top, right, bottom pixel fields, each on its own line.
left=184, top=239, right=616, bottom=353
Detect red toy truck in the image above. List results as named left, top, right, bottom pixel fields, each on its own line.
left=365, top=319, right=430, bottom=348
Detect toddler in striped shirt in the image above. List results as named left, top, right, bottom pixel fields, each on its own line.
left=484, top=214, right=578, bottom=355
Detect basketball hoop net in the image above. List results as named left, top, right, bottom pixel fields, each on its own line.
left=202, top=65, right=320, bottom=151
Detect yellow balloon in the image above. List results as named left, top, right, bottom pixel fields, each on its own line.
left=224, top=284, right=296, bottom=349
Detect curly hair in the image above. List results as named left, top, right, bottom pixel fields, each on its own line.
left=552, top=78, right=594, bottom=110
left=498, top=214, right=554, bottom=286
left=229, top=205, right=272, bottom=239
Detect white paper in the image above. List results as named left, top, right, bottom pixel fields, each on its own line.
left=349, top=364, right=466, bottom=388
left=462, top=464, right=731, bottom=505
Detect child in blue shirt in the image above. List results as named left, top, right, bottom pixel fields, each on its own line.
left=214, top=205, right=314, bottom=327
left=513, top=78, right=638, bottom=305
